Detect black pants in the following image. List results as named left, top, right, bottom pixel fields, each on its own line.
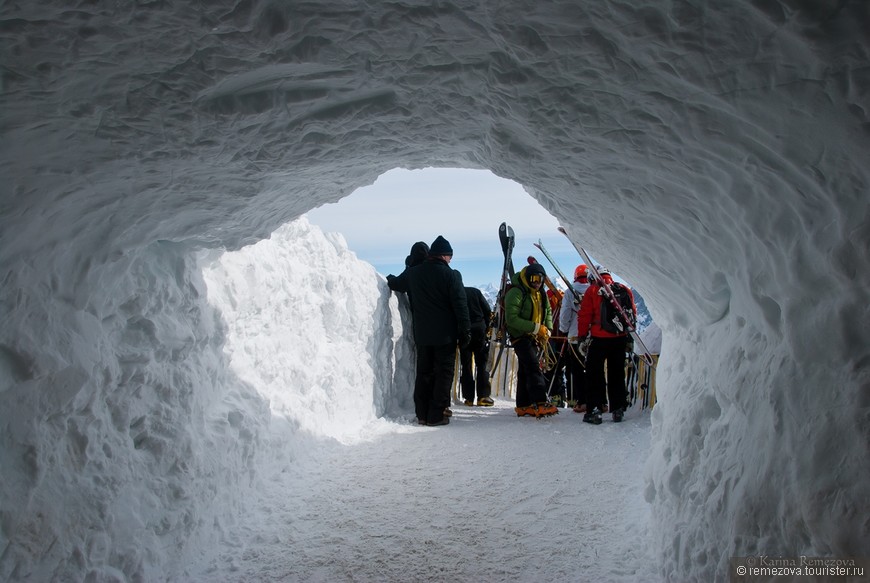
left=415, top=343, right=457, bottom=423
left=585, top=335, right=628, bottom=412
left=543, top=337, right=567, bottom=402
left=459, top=326, right=491, bottom=401
left=564, top=342, right=587, bottom=405
left=513, top=337, right=547, bottom=407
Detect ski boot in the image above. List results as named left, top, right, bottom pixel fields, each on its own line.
left=477, top=397, right=494, bottom=407
left=463, top=399, right=474, bottom=406
left=515, top=405, right=536, bottom=417
left=612, top=408, right=625, bottom=423
left=583, top=407, right=603, bottom=425
left=533, top=402, right=559, bottom=418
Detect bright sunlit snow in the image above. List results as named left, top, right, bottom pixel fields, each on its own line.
left=1, top=1, right=868, bottom=582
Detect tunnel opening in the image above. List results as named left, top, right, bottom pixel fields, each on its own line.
left=202, top=165, right=663, bottom=434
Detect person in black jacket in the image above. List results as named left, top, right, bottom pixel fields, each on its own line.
left=387, top=236, right=471, bottom=426
left=460, top=286, right=494, bottom=406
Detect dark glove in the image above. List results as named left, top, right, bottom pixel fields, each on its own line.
left=459, top=330, right=472, bottom=349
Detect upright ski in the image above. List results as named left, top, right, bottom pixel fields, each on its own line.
left=557, top=227, right=656, bottom=367
left=490, top=222, right=516, bottom=377
left=499, top=222, right=515, bottom=278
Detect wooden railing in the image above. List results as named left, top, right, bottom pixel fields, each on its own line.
left=456, top=343, right=659, bottom=410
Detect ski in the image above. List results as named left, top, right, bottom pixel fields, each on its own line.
left=526, top=255, right=560, bottom=297
left=557, top=226, right=656, bottom=367
left=533, top=240, right=583, bottom=303
left=490, top=222, right=516, bottom=378
left=499, top=222, right=515, bottom=278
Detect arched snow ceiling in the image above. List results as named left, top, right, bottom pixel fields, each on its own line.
left=2, top=0, right=869, bottom=579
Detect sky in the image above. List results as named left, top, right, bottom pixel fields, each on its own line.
left=306, top=167, right=585, bottom=287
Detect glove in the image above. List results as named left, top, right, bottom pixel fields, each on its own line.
left=459, top=330, right=472, bottom=350
left=535, top=325, right=550, bottom=342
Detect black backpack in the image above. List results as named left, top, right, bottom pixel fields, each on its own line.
left=599, top=282, right=635, bottom=334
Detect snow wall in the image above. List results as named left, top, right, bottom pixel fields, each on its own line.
left=1, top=1, right=868, bottom=581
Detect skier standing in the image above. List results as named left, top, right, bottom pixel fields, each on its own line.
left=459, top=286, right=494, bottom=406
left=576, top=267, right=636, bottom=424
left=558, top=264, right=591, bottom=413
left=505, top=263, right=558, bottom=418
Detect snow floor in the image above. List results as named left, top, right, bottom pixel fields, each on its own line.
left=186, top=398, right=660, bottom=583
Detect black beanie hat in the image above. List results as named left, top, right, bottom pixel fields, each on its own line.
left=405, top=241, right=430, bottom=267
left=429, top=235, right=453, bottom=256
left=525, top=263, right=546, bottom=278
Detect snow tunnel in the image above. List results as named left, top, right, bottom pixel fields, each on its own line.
left=1, top=1, right=868, bottom=580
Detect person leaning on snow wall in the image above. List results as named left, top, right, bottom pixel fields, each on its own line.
left=504, top=263, right=559, bottom=418
left=459, top=286, right=494, bottom=407
left=576, top=267, right=636, bottom=425
left=387, top=236, right=471, bottom=426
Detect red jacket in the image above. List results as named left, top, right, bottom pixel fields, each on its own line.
left=576, top=278, right=636, bottom=339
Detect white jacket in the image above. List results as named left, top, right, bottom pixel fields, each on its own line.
left=558, top=281, right=590, bottom=341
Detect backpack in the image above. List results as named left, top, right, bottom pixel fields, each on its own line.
left=599, top=282, right=635, bottom=334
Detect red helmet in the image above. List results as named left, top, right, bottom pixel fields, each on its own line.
left=573, top=264, right=588, bottom=281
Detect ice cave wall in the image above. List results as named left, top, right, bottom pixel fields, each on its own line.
left=1, top=0, right=869, bottom=580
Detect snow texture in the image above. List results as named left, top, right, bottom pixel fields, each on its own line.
left=2, top=1, right=869, bottom=581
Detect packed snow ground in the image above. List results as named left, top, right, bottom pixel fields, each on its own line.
left=2, top=1, right=869, bottom=581
left=185, top=401, right=659, bottom=583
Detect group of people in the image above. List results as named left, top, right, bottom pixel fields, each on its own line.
left=386, top=235, right=636, bottom=426
left=551, top=263, right=634, bottom=424
left=386, top=236, right=498, bottom=427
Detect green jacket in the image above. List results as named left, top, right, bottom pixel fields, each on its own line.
left=505, top=268, right=553, bottom=340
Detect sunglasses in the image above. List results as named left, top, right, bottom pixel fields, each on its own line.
left=529, top=274, right=543, bottom=285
